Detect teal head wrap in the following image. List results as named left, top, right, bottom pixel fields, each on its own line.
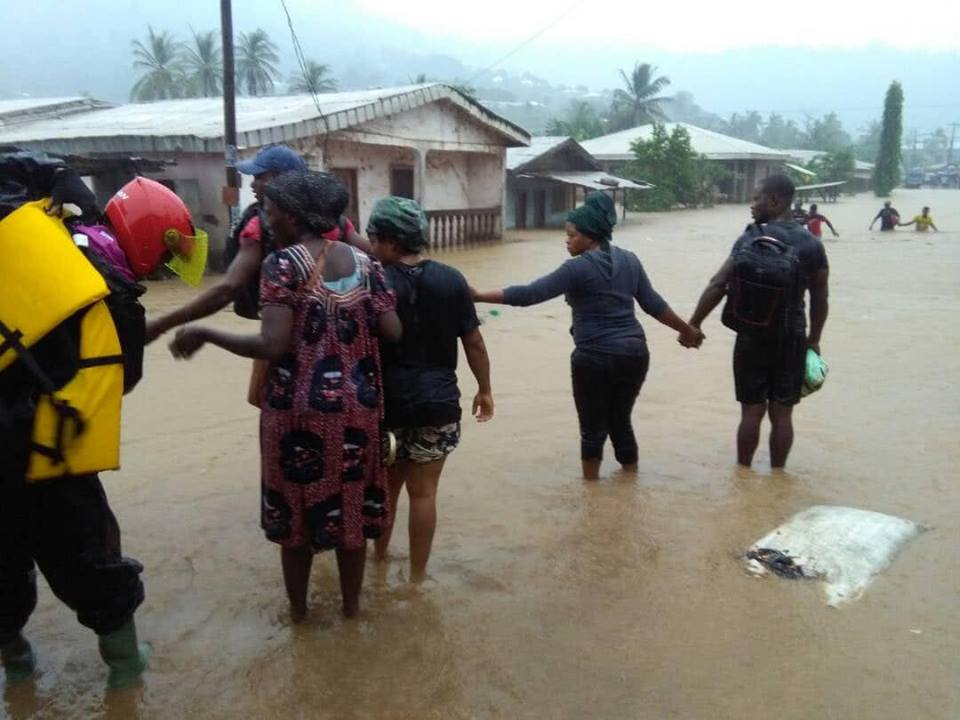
left=366, top=196, right=429, bottom=252
left=567, top=191, right=617, bottom=244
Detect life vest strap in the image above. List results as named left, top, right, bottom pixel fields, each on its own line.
left=77, top=354, right=124, bottom=369
left=0, top=320, right=57, bottom=394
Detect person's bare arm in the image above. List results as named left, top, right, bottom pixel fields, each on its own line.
left=146, top=242, right=263, bottom=343
left=461, top=327, right=493, bottom=422
left=807, top=268, right=829, bottom=355
left=344, top=226, right=374, bottom=255
left=169, top=304, right=294, bottom=361
left=689, top=257, right=734, bottom=329
left=824, top=217, right=839, bottom=236
left=376, top=310, right=402, bottom=343
left=930, top=221, right=939, bottom=232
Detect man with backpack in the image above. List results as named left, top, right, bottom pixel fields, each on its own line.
left=687, top=174, right=829, bottom=469
left=144, top=144, right=370, bottom=338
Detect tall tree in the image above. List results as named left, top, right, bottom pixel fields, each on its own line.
left=805, top=112, right=852, bottom=152
left=546, top=102, right=605, bottom=141
left=609, top=63, right=670, bottom=131
left=854, top=120, right=882, bottom=163
left=726, top=111, right=763, bottom=144
left=289, top=60, right=337, bottom=94
left=873, top=81, right=904, bottom=196
left=236, top=29, right=280, bottom=96
left=760, top=113, right=805, bottom=149
left=183, top=29, right=222, bottom=98
left=130, top=26, right=185, bottom=101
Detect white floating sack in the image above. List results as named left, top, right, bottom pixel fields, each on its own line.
left=744, top=505, right=925, bottom=607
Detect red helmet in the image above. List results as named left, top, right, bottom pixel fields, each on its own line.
left=105, top=177, right=196, bottom=279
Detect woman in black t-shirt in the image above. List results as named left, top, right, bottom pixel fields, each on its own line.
left=368, top=197, right=494, bottom=583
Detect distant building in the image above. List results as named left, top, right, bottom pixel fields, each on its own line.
left=582, top=122, right=791, bottom=203
left=784, top=149, right=874, bottom=194
left=505, top=136, right=650, bottom=229
left=0, top=84, right=529, bottom=257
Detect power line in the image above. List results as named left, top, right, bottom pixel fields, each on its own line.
left=279, top=0, right=331, bottom=162
left=466, top=1, right=585, bottom=84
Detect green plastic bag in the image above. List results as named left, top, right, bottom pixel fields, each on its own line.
left=802, top=348, right=828, bottom=397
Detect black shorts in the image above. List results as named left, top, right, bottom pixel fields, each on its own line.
left=733, top=332, right=806, bottom=406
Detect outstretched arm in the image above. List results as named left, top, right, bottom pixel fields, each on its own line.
left=146, top=243, right=263, bottom=343
left=461, top=328, right=494, bottom=422
left=169, top=304, right=294, bottom=361
left=635, top=263, right=703, bottom=347
left=689, top=257, right=734, bottom=329
left=824, top=217, right=839, bottom=236
left=474, top=261, right=579, bottom=307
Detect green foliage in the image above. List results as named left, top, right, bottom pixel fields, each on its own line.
left=805, top=112, right=852, bottom=152
left=608, top=63, right=670, bottom=131
left=809, top=149, right=855, bottom=184
left=237, top=29, right=280, bottom=96
left=760, top=113, right=805, bottom=149
left=183, top=29, right=222, bottom=98
left=873, top=81, right=903, bottom=196
left=726, top=111, right=763, bottom=144
left=545, top=102, right=606, bottom=141
left=622, top=124, right=721, bottom=210
left=130, top=26, right=186, bottom=101
left=289, top=60, right=337, bottom=94
left=854, top=121, right=882, bottom=163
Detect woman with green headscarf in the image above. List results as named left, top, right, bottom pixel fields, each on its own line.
left=474, top=192, right=702, bottom=480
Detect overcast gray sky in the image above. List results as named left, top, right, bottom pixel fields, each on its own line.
left=2, top=0, right=958, bottom=133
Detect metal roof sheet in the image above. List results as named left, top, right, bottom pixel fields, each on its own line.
left=0, top=84, right=529, bottom=154
left=582, top=122, right=791, bottom=161
left=520, top=170, right=652, bottom=191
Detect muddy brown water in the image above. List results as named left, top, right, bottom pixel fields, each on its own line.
left=4, top=190, right=958, bottom=719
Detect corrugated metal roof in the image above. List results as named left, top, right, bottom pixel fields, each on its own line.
left=0, top=84, right=529, bottom=154
left=0, top=96, right=113, bottom=128
left=785, top=148, right=874, bottom=172
left=506, top=136, right=570, bottom=170
left=582, top=122, right=790, bottom=161
left=521, top=170, right=652, bottom=191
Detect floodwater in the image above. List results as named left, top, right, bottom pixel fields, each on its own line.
left=4, top=189, right=959, bottom=720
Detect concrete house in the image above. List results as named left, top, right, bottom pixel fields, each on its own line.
left=505, top=136, right=649, bottom=229
left=0, top=84, right=530, bottom=256
left=582, top=122, right=791, bottom=203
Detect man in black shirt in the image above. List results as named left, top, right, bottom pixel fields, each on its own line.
left=869, top=201, right=900, bottom=231
left=367, top=197, right=493, bottom=582
left=688, top=174, right=829, bottom=469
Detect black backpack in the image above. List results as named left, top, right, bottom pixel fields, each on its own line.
left=224, top=205, right=351, bottom=320
left=721, top=226, right=801, bottom=338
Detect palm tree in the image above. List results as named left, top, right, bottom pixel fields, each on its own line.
left=546, top=102, right=605, bottom=141
left=236, top=29, right=280, bottom=96
left=288, top=60, right=336, bottom=94
left=130, top=26, right=185, bottom=101
left=609, top=62, right=671, bottom=131
left=183, top=29, right=222, bottom=98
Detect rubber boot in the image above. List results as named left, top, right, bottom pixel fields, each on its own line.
left=97, top=618, right=151, bottom=690
left=1, top=634, right=35, bottom=683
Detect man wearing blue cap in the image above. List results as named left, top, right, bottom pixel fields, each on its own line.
left=145, top=145, right=368, bottom=338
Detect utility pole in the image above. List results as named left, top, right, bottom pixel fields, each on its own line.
left=220, top=0, right=240, bottom=231
left=947, top=123, right=959, bottom=167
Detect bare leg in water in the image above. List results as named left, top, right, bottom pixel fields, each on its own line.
left=767, top=401, right=795, bottom=468
left=737, top=402, right=767, bottom=467
left=375, top=465, right=408, bottom=561
left=581, top=459, right=601, bottom=481
left=374, top=458, right=446, bottom=582
left=335, top=545, right=367, bottom=618
left=281, top=546, right=313, bottom=622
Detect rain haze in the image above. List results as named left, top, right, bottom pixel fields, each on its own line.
left=1, top=1, right=959, bottom=719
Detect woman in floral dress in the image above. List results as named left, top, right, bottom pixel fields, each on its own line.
left=170, top=172, right=400, bottom=620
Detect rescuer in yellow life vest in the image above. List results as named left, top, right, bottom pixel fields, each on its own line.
left=0, top=152, right=206, bottom=690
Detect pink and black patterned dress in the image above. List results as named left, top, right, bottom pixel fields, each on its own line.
left=258, top=242, right=395, bottom=551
